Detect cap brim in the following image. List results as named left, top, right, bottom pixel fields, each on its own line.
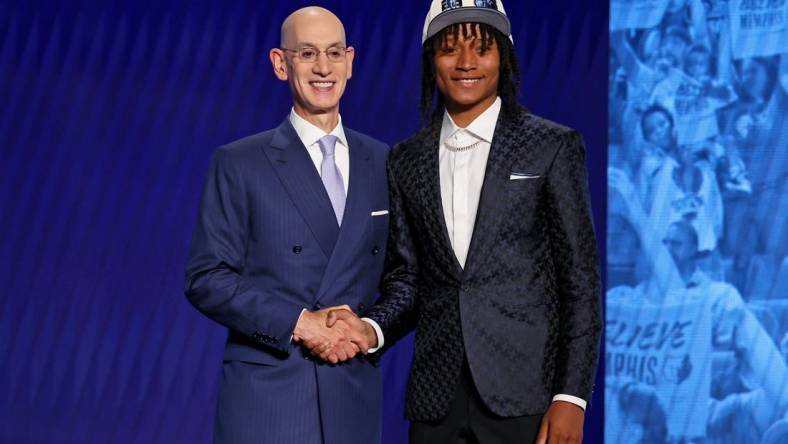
left=424, top=8, right=511, bottom=43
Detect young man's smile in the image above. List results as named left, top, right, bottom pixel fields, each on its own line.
left=433, top=23, right=501, bottom=123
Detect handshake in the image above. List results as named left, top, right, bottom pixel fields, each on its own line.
left=292, top=305, right=378, bottom=364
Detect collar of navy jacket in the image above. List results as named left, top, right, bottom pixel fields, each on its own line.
left=264, top=117, right=374, bottom=303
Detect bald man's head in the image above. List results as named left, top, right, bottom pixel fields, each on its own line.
left=269, top=6, right=354, bottom=125
left=280, top=6, right=346, bottom=48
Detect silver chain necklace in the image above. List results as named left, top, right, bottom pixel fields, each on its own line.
left=444, top=139, right=482, bottom=152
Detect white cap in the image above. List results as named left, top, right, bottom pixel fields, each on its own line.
left=422, top=0, right=512, bottom=44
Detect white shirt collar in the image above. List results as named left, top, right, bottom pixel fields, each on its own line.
left=289, top=108, right=348, bottom=149
left=440, top=96, right=502, bottom=144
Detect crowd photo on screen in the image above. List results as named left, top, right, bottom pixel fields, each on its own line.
left=606, top=0, right=788, bottom=443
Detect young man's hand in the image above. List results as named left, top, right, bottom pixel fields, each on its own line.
left=535, top=401, right=585, bottom=444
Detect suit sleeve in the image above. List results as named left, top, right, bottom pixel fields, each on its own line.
left=184, top=147, right=303, bottom=355
left=545, top=130, right=603, bottom=403
left=363, top=156, right=420, bottom=351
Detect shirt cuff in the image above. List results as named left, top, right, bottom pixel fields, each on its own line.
left=360, top=318, right=384, bottom=353
left=552, top=394, right=587, bottom=411
left=291, top=308, right=308, bottom=343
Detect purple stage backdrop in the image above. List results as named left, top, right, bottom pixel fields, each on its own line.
left=0, top=1, right=607, bottom=442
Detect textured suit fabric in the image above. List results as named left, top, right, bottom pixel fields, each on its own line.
left=185, top=118, right=389, bottom=444
left=409, top=362, right=544, bottom=444
left=364, top=106, right=602, bottom=422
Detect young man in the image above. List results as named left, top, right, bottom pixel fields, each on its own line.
left=184, top=7, right=388, bottom=444
left=322, top=1, right=602, bottom=443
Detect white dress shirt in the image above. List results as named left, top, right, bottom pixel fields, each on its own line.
left=289, top=108, right=349, bottom=193
left=439, top=98, right=497, bottom=267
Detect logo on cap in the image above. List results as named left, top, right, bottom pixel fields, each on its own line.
left=443, top=0, right=499, bottom=10
left=475, top=0, right=498, bottom=8
left=441, top=0, right=462, bottom=10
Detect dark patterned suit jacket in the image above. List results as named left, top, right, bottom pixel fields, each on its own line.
left=365, top=106, right=602, bottom=422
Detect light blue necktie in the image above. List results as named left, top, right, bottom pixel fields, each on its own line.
left=318, top=135, right=346, bottom=225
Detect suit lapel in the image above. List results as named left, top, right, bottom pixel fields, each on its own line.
left=315, top=129, right=372, bottom=302
left=265, top=119, right=339, bottom=259
left=463, top=111, right=520, bottom=279
left=419, top=124, right=464, bottom=278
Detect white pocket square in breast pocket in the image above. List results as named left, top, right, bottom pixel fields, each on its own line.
left=509, top=173, right=540, bottom=180
left=371, top=210, right=389, bottom=216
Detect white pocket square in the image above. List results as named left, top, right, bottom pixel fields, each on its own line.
left=371, top=210, right=389, bottom=216
left=509, top=173, right=540, bottom=180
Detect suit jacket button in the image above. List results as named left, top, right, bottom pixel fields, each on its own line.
left=372, top=246, right=380, bottom=255
left=292, top=245, right=303, bottom=254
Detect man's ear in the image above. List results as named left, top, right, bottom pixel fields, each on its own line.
left=345, top=46, right=355, bottom=80
left=269, top=48, right=288, bottom=81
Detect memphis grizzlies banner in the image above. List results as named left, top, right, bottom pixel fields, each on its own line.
left=608, top=0, right=788, bottom=442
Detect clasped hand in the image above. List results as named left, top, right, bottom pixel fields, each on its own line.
left=292, top=305, right=377, bottom=364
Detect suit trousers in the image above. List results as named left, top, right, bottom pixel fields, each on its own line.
left=409, top=361, right=544, bottom=444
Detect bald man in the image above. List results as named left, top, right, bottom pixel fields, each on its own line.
left=185, top=7, right=388, bottom=444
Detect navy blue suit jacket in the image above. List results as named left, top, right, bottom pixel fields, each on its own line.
left=185, top=118, right=389, bottom=444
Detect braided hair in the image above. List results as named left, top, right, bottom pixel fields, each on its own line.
left=420, top=22, right=522, bottom=122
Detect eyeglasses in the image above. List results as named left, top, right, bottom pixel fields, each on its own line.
left=280, top=46, right=349, bottom=63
